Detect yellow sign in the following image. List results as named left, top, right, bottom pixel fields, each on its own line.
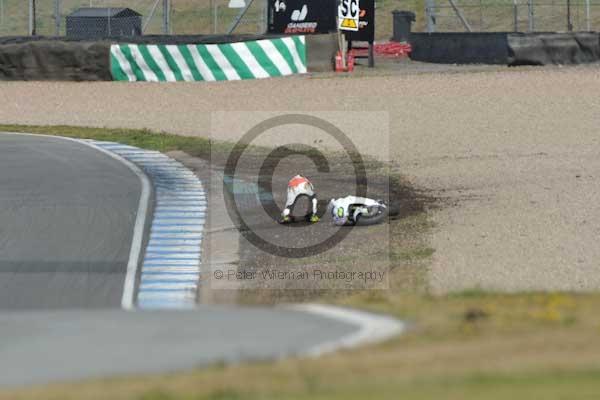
left=340, top=18, right=358, bottom=29
left=338, top=0, right=359, bottom=31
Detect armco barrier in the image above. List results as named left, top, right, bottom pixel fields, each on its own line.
left=111, top=36, right=306, bottom=82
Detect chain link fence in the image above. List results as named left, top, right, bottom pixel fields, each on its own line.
left=0, top=0, right=267, bottom=37
left=396, top=0, right=600, bottom=32
left=0, top=0, right=599, bottom=38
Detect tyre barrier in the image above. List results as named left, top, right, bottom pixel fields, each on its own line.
left=408, top=32, right=600, bottom=66
left=508, top=32, right=600, bottom=65
left=0, top=40, right=112, bottom=80
left=0, top=34, right=307, bottom=81
left=409, top=32, right=509, bottom=64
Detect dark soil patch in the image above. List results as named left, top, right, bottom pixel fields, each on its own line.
left=207, top=144, right=435, bottom=304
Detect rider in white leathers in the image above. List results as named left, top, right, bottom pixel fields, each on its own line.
left=280, top=175, right=319, bottom=223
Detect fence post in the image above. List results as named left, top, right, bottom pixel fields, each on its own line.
left=513, top=0, right=518, bottom=31
left=479, top=0, right=483, bottom=30
left=210, top=0, right=214, bottom=33
left=585, top=0, right=591, bottom=30
left=262, top=0, right=268, bottom=33
left=527, top=0, right=534, bottom=31
left=425, top=0, right=436, bottom=32
left=163, top=0, right=170, bottom=34
left=54, top=0, right=61, bottom=35
left=213, top=4, right=219, bottom=33
left=567, top=0, right=573, bottom=31
left=28, top=0, right=34, bottom=35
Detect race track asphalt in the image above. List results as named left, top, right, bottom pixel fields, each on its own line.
left=0, top=306, right=354, bottom=387
left=0, top=133, right=141, bottom=309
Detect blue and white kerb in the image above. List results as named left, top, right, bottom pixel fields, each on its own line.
left=90, top=141, right=205, bottom=309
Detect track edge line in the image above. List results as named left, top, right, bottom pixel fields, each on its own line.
left=286, top=303, right=405, bottom=356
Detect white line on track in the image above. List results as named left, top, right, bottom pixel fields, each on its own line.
left=137, top=292, right=196, bottom=300
left=139, top=282, right=198, bottom=290
left=150, top=233, right=203, bottom=239
left=147, top=246, right=202, bottom=252
left=143, top=257, right=202, bottom=263
left=141, top=274, right=199, bottom=281
left=141, top=267, right=202, bottom=273
left=289, top=304, right=406, bottom=356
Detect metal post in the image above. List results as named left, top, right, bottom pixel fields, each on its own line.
left=479, top=0, right=483, bottom=30
left=54, top=0, right=60, bottom=36
left=339, top=30, right=347, bottom=70
left=425, top=0, right=436, bottom=32
left=210, top=0, right=214, bottom=33
left=28, top=0, right=34, bottom=35
left=262, top=0, right=268, bottom=33
left=527, top=0, right=534, bottom=32
left=567, top=0, right=573, bottom=30
left=513, top=0, right=518, bottom=31
left=585, top=0, right=590, bottom=30
left=214, top=4, right=219, bottom=33
left=163, top=0, right=170, bottom=34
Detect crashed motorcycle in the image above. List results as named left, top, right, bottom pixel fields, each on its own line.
left=327, top=196, right=388, bottom=226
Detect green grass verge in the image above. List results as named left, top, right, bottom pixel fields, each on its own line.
left=0, top=125, right=216, bottom=157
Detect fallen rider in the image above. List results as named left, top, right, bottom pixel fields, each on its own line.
left=278, top=175, right=387, bottom=226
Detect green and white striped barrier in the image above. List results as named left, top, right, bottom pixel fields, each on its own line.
left=110, top=36, right=306, bottom=82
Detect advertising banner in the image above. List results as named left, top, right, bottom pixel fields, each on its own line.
left=268, top=0, right=337, bottom=34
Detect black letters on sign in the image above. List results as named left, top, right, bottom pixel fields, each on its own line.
left=350, top=0, right=358, bottom=18
left=268, top=0, right=337, bottom=34
left=340, top=0, right=348, bottom=15
left=344, top=0, right=375, bottom=42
